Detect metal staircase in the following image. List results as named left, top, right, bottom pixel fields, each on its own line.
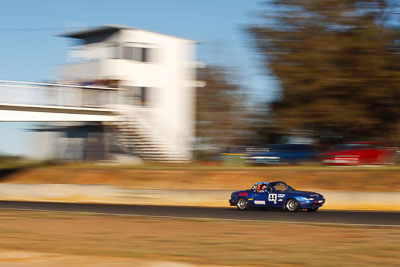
left=111, top=106, right=191, bottom=163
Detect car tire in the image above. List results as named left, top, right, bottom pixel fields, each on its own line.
left=237, top=198, right=250, bottom=211
left=285, top=199, right=299, bottom=212
left=307, top=208, right=319, bottom=212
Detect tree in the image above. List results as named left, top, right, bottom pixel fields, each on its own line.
left=249, top=0, right=400, bottom=145
left=195, top=66, right=251, bottom=150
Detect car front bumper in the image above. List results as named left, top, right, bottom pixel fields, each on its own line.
left=299, top=199, right=325, bottom=209
left=322, top=158, right=360, bottom=165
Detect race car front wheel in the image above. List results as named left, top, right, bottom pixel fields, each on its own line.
left=237, top=198, right=249, bottom=210
left=285, top=199, right=299, bottom=212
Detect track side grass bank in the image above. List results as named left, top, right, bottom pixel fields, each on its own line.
left=2, top=163, right=400, bottom=192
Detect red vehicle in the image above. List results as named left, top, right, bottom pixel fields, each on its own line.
left=321, top=142, right=394, bottom=165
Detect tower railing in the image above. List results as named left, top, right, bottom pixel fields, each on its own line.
left=0, top=80, right=120, bottom=109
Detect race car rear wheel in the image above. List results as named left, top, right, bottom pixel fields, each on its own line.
left=237, top=198, right=249, bottom=210
left=285, top=199, right=299, bottom=212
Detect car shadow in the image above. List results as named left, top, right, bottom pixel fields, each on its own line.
left=229, top=207, right=286, bottom=212
left=0, top=167, right=23, bottom=182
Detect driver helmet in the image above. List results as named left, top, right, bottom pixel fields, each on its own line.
left=255, top=182, right=263, bottom=192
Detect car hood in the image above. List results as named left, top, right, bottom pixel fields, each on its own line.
left=291, top=191, right=322, bottom=197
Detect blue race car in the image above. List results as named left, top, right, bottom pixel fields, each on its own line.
left=229, top=181, right=325, bottom=212
left=246, top=144, right=318, bottom=165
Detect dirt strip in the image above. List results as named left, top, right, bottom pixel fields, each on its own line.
left=0, top=184, right=399, bottom=211
left=3, top=166, right=400, bottom=192
left=0, top=210, right=399, bottom=267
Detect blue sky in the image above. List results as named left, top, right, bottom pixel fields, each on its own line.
left=0, top=0, right=278, bottom=156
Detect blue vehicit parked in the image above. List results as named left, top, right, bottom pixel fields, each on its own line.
left=229, top=181, right=325, bottom=212
left=246, top=144, right=318, bottom=165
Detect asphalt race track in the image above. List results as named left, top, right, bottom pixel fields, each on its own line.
left=0, top=201, right=399, bottom=226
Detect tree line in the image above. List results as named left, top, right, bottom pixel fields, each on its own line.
left=196, top=0, right=400, bottom=151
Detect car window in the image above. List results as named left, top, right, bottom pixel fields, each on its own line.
left=270, top=182, right=295, bottom=192
left=355, top=144, right=375, bottom=150
left=332, top=144, right=374, bottom=151
left=272, top=183, right=288, bottom=192
left=269, top=144, right=312, bottom=152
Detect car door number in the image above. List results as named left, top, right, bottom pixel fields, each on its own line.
left=268, top=194, right=277, bottom=203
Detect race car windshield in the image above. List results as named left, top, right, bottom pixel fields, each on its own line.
left=269, top=144, right=313, bottom=152
left=286, top=184, right=295, bottom=191
left=272, top=183, right=295, bottom=192
left=331, top=143, right=375, bottom=151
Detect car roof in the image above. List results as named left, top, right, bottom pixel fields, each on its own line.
left=269, top=181, right=286, bottom=184
left=342, top=141, right=381, bottom=145
left=254, top=181, right=287, bottom=186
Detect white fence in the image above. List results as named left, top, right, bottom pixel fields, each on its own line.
left=0, top=80, right=121, bottom=109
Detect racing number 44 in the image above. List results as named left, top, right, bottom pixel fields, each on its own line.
left=268, top=194, right=277, bottom=203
